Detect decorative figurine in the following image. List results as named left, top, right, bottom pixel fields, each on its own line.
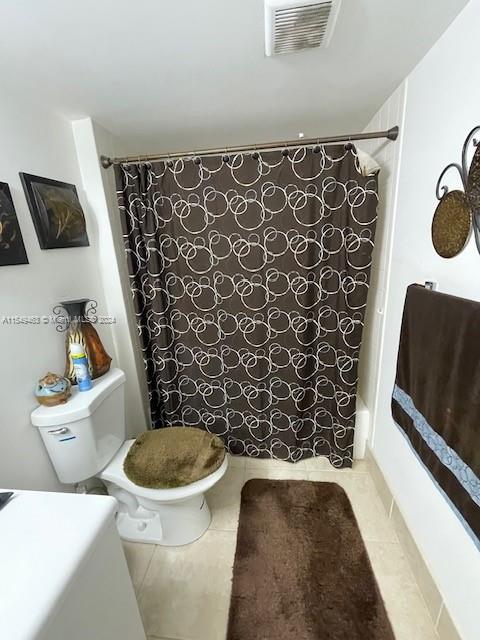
left=35, top=372, right=71, bottom=406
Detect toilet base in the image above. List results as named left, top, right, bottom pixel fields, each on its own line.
left=108, top=486, right=212, bottom=546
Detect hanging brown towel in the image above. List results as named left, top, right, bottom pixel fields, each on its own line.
left=392, top=284, right=480, bottom=548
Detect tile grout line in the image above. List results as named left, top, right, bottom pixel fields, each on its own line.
left=208, top=464, right=245, bottom=535
left=399, top=557, right=442, bottom=636
left=364, top=539, right=401, bottom=547
left=383, top=507, right=437, bottom=626
left=434, top=602, right=444, bottom=630
left=362, top=524, right=441, bottom=639
left=384, top=508, right=442, bottom=632
left=148, top=635, right=191, bottom=640
left=136, top=543, right=158, bottom=598
left=366, top=455, right=440, bottom=620
left=414, top=583, right=441, bottom=638
left=373, top=469, right=443, bottom=636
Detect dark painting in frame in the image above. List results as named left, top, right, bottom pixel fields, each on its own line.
left=0, top=182, right=29, bottom=266
left=20, top=172, right=89, bottom=249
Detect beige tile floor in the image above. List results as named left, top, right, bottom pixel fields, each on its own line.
left=123, top=454, right=440, bottom=640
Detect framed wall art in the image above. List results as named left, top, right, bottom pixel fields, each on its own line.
left=20, top=172, right=89, bottom=249
left=0, top=182, right=29, bottom=266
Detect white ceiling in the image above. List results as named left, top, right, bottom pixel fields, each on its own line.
left=1, top=0, right=467, bottom=155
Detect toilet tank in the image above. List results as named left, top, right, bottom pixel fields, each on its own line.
left=31, top=368, right=126, bottom=484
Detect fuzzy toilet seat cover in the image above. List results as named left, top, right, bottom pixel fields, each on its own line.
left=123, top=426, right=225, bottom=489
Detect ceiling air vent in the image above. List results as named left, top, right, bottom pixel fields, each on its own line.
left=264, top=0, right=341, bottom=57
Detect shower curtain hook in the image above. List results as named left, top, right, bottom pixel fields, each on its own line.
left=314, top=138, right=321, bottom=154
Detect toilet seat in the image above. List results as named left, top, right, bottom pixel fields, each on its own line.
left=99, top=439, right=228, bottom=502
left=31, top=366, right=229, bottom=545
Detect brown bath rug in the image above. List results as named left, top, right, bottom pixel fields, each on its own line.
left=227, top=480, right=395, bottom=640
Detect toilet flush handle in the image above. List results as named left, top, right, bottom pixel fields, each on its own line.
left=47, top=427, right=69, bottom=435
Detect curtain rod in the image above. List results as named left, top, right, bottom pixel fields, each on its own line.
left=100, top=126, right=399, bottom=169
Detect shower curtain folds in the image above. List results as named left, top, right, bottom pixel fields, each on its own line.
left=115, top=145, right=378, bottom=468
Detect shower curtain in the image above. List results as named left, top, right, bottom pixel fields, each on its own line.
left=115, top=146, right=378, bottom=467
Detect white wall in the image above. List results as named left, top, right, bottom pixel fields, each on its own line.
left=72, top=118, right=149, bottom=437
left=368, top=2, right=480, bottom=638
left=0, top=94, right=114, bottom=491
left=358, top=82, right=406, bottom=411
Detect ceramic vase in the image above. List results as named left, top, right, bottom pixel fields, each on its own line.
left=61, top=298, right=112, bottom=384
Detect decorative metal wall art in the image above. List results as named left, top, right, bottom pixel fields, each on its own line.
left=432, top=191, right=471, bottom=258
left=433, top=126, right=480, bottom=258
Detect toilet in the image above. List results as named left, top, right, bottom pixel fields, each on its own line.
left=31, top=368, right=228, bottom=546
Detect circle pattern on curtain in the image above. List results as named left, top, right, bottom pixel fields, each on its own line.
left=115, top=146, right=378, bottom=468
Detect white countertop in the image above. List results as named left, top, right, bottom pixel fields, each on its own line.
left=0, top=489, right=117, bottom=640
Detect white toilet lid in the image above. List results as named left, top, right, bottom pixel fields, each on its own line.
left=99, top=439, right=228, bottom=501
